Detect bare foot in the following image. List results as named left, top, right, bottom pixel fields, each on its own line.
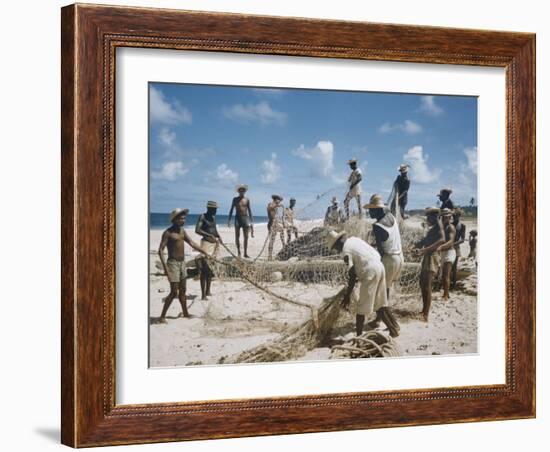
left=244, top=254, right=250, bottom=258
left=421, top=312, right=429, bottom=322
left=158, top=317, right=167, bottom=324
left=178, top=312, right=191, bottom=318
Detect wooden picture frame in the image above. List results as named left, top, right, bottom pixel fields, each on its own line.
left=61, top=3, right=535, bottom=447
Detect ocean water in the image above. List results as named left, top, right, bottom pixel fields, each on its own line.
left=150, top=213, right=270, bottom=230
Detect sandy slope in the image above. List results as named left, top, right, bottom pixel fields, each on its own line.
left=149, top=217, right=478, bottom=367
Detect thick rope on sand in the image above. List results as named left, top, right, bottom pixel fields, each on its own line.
left=330, top=331, right=401, bottom=359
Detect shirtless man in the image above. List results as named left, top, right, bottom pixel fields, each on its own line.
left=415, top=207, right=445, bottom=321
left=438, top=208, right=456, bottom=301
left=284, top=198, right=298, bottom=243
left=343, top=158, right=363, bottom=220
left=267, top=194, right=285, bottom=261
left=451, top=208, right=466, bottom=289
left=158, top=208, right=205, bottom=323
left=324, top=197, right=344, bottom=226
left=228, top=184, right=254, bottom=258
left=437, top=188, right=455, bottom=210
left=391, top=164, right=411, bottom=219
left=195, top=201, right=222, bottom=300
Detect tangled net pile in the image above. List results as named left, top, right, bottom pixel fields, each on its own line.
left=330, top=331, right=402, bottom=359
left=205, top=184, right=424, bottom=307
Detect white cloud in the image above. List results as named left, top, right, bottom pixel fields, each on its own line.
left=464, top=146, right=478, bottom=174
left=150, top=86, right=192, bottom=125
left=292, top=141, right=335, bottom=178
left=419, top=96, right=444, bottom=116
left=214, top=163, right=239, bottom=186
left=151, top=161, right=188, bottom=181
left=159, top=127, right=176, bottom=147
left=260, top=153, right=281, bottom=185
left=379, top=119, right=423, bottom=134
left=223, top=101, right=287, bottom=126
left=403, top=145, right=441, bottom=183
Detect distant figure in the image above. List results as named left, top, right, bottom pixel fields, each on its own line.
left=228, top=184, right=254, bottom=258
left=195, top=201, right=222, bottom=300
left=324, top=197, right=344, bottom=226
left=365, top=194, right=403, bottom=332
left=391, top=164, right=411, bottom=219
left=451, top=208, right=466, bottom=289
left=415, top=207, right=445, bottom=322
left=326, top=230, right=399, bottom=337
left=437, top=188, right=455, bottom=210
left=267, top=194, right=285, bottom=260
left=470, top=197, right=475, bottom=208
left=284, top=198, right=298, bottom=243
left=158, top=208, right=205, bottom=322
left=344, top=158, right=362, bottom=219
left=468, top=230, right=478, bottom=261
left=438, top=208, right=456, bottom=301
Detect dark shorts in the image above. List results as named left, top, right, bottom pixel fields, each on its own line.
left=235, top=215, right=251, bottom=229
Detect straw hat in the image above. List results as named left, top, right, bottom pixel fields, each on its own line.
left=425, top=206, right=440, bottom=215
left=437, top=188, right=453, bottom=196
left=235, top=184, right=248, bottom=192
left=206, top=200, right=219, bottom=209
left=347, top=158, right=358, bottom=165
left=170, top=208, right=189, bottom=222
left=271, top=194, right=283, bottom=201
left=326, top=230, right=347, bottom=250
left=397, top=164, right=409, bottom=172
left=363, top=193, right=386, bottom=209
left=440, top=208, right=453, bottom=217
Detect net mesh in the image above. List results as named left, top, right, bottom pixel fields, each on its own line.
left=202, top=186, right=423, bottom=314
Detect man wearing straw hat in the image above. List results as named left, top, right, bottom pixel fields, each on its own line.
left=324, top=196, right=344, bottom=226
left=437, top=188, right=455, bottom=210
left=267, top=194, right=286, bottom=261
left=438, top=208, right=456, bottom=301
left=364, top=194, right=403, bottom=331
left=228, top=184, right=254, bottom=258
left=195, top=201, right=222, bottom=300
left=343, top=158, right=363, bottom=220
left=326, top=230, right=400, bottom=337
left=158, top=208, right=206, bottom=323
left=451, top=208, right=467, bottom=289
left=391, top=164, right=411, bottom=219
left=284, top=197, right=299, bottom=243
left=415, top=207, right=445, bottom=321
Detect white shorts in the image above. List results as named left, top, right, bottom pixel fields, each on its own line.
left=440, top=248, right=456, bottom=264
left=200, top=239, right=218, bottom=257
left=357, top=264, right=388, bottom=316
left=381, top=253, right=404, bottom=289
left=345, top=184, right=362, bottom=199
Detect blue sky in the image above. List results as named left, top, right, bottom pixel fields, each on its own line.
left=149, top=83, right=477, bottom=216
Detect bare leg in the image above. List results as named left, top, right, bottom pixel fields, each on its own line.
left=442, top=262, right=452, bottom=300
left=160, top=283, right=179, bottom=322
left=356, top=314, right=366, bottom=336
left=420, top=271, right=433, bottom=321
left=243, top=227, right=250, bottom=258
left=199, top=259, right=207, bottom=300
left=344, top=193, right=351, bottom=220
left=235, top=226, right=241, bottom=257
left=356, top=195, right=362, bottom=216
left=268, top=227, right=275, bottom=261
left=206, top=264, right=213, bottom=296
left=451, top=255, right=459, bottom=289
left=178, top=280, right=190, bottom=318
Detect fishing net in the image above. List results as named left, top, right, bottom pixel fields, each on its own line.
left=202, top=185, right=422, bottom=315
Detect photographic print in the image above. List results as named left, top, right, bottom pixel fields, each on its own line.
left=148, top=83, right=478, bottom=367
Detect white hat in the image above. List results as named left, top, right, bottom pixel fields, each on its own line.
left=235, top=184, right=248, bottom=192
left=170, top=208, right=189, bottom=223
left=326, top=230, right=346, bottom=250
left=398, top=164, right=409, bottom=172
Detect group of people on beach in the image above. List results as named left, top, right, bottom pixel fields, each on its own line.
left=156, top=157, right=478, bottom=337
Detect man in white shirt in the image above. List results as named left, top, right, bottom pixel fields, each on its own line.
left=343, top=158, right=362, bottom=220
left=365, top=194, right=403, bottom=331
left=326, top=230, right=399, bottom=337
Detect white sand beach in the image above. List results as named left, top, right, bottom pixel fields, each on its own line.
left=149, top=217, right=478, bottom=367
